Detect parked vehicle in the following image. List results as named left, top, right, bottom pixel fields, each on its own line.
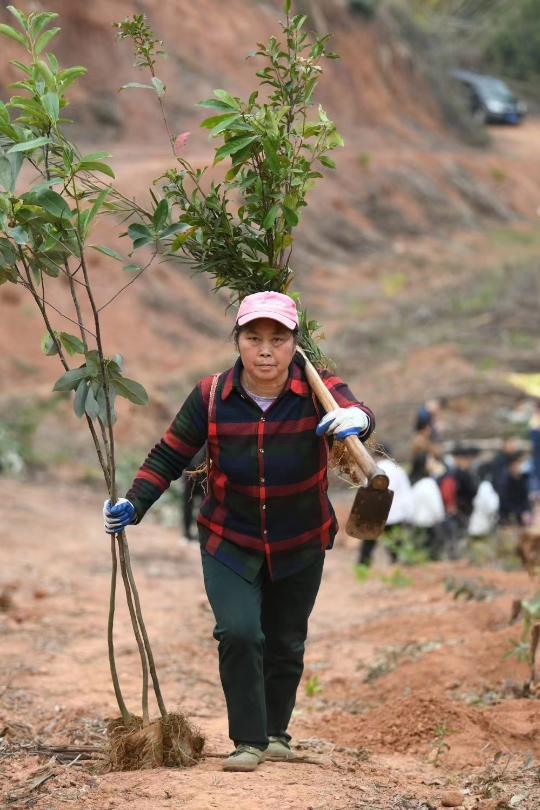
left=449, top=69, right=527, bottom=125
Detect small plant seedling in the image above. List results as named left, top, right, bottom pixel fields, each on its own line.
left=383, top=525, right=430, bottom=566
left=505, top=589, right=540, bottom=689
left=444, top=576, right=501, bottom=602
left=354, top=563, right=372, bottom=583
left=305, top=675, right=323, bottom=697
left=430, top=720, right=458, bottom=765
left=379, top=566, right=413, bottom=589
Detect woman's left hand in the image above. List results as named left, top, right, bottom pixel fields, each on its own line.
left=316, top=407, right=370, bottom=440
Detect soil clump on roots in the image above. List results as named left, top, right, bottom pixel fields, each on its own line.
left=107, top=711, right=205, bottom=771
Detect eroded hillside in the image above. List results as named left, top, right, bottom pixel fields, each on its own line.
left=1, top=0, right=539, bottom=465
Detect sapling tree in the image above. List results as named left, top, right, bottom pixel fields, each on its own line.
left=114, top=2, right=343, bottom=365
left=0, top=6, right=203, bottom=768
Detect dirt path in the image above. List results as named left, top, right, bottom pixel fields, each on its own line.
left=1, top=480, right=540, bottom=809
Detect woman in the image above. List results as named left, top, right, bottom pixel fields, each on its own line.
left=103, top=291, right=375, bottom=772
left=409, top=452, right=445, bottom=558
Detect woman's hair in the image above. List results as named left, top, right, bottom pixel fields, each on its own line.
left=409, top=452, right=429, bottom=485
left=231, top=322, right=299, bottom=351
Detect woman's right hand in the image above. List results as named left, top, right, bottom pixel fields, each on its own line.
left=103, top=498, right=135, bottom=534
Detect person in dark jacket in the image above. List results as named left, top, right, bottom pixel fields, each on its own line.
left=102, top=291, right=375, bottom=773
left=499, top=450, right=533, bottom=526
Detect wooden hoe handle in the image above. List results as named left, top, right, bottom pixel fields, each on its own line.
left=298, top=350, right=389, bottom=491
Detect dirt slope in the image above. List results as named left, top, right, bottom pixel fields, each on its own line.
left=1, top=480, right=540, bottom=808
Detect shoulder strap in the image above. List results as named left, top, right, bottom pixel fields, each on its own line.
left=206, top=373, right=220, bottom=475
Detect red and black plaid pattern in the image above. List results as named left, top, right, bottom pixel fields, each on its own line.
left=127, top=358, right=375, bottom=581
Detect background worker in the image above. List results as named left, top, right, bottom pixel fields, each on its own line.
left=358, top=445, right=412, bottom=566
left=103, top=292, right=375, bottom=773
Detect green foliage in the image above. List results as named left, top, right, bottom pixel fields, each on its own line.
left=505, top=590, right=540, bottom=682
left=487, top=0, right=540, bottom=80
left=305, top=674, right=322, bottom=697
left=118, top=10, right=343, bottom=366
left=382, top=525, right=429, bottom=566
left=0, top=7, right=150, bottom=465
left=113, top=14, right=168, bottom=73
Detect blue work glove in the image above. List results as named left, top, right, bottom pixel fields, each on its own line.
left=316, top=407, right=370, bottom=440
left=103, top=498, right=135, bottom=534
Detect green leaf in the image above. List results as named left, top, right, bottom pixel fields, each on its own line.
left=210, top=114, right=243, bottom=138
left=41, top=331, right=59, bottom=356
left=42, top=91, right=59, bottom=122
left=325, top=52, right=341, bottom=59
left=89, top=244, right=123, bottom=261
left=77, top=160, right=115, bottom=179
left=0, top=100, right=10, bottom=125
left=119, top=82, right=153, bottom=91
left=127, top=222, right=153, bottom=240
left=284, top=0, right=291, bottom=12
left=159, top=222, right=190, bottom=239
left=0, top=23, right=27, bottom=47
left=170, top=228, right=195, bottom=251
left=152, top=198, right=168, bottom=230
left=112, top=376, right=149, bottom=406
left=281, top=205, right=299, bottom=227
left=46, top=52, right=58, bottom=73
left=262, top=204, right=279, bottom=230
left=151, top=76, right=165, bottom=96
left=31, top=12, right=59, bottom=37
left=85, top=384, right=100, bottom=420
left=8, top=225, right=28, bottom=245
left=8, top=136, right=52, bottom=153
left=112, top=353, right=124, bottom=370
left=214, top=135, right=258, bottom=161
left=35, top=27, right=59, bottom=55
left=73, top=379, right=88, bottom=419
left=200, top=112, right=238, bottom=130
left=319, top=156, right=336, bottom=169
left=80, top=151, right=112, bottom=162
left=60, top=332, right=85, bottom=356
left=123, top=263, right=140, bottom=273
left=0, top=157, right=13, bottom=193
left=7, top=6, right=28, bottom=31
left=262, top=139, right=281, bottom=174
left=213, top=89, right=238, bottom=109
left=196, top=98, right=238, bottom=111
left=85, top=187, right=110, bottom=231
left=53, top=367, right=88, bottom=393
left=37, top=188, right=71, bottom=219
left=35, top=59, right=56, bottom=90
left=132, top=236, right=154, bottom=251
left=85, top=350, right=100, bottom=377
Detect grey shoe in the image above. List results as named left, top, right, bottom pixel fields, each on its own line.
left=222, top=744, right=267, bottom=772
left=265, top=735, right=296, bottom=761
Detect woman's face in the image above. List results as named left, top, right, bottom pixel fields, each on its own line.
left=237, top=318, right=296, bottom=384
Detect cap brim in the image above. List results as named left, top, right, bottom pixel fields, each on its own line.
left=237, top=312, right=297, bottom=330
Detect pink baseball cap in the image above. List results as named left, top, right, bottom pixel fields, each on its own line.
left=236, top=291, right=299, bottom=330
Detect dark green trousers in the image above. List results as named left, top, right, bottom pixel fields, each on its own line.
left=201, top=549, right=324, bottom=750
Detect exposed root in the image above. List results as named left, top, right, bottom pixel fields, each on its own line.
left=107, top=710, right=205, bottom=771
left=161, top=710, right=205, bottom=767
left=107, top=716, right=163, bottom=771
left=329, top=440, right=363, bottom=485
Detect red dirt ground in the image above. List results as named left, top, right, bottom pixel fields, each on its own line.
left=1, top=480, right=539, bottom=809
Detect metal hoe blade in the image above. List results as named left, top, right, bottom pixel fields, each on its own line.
left=345, top=486, right=394, bottom=541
